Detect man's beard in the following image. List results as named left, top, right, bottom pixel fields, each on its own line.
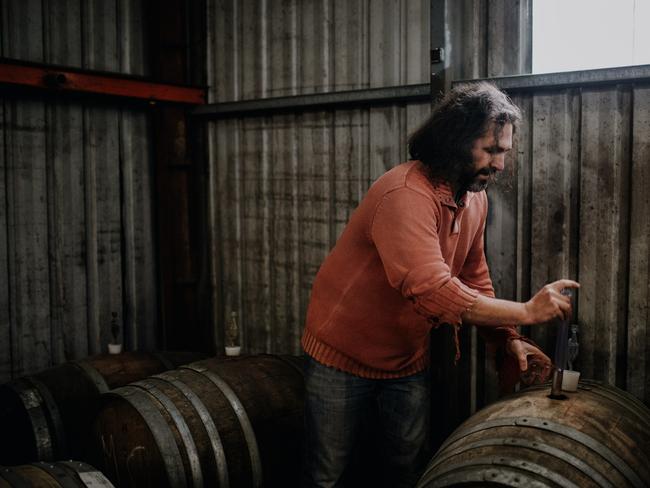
left=460, top=167, right=498, bottom=193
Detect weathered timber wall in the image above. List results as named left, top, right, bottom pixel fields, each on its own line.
left=0, top=0, right=157, bottom=381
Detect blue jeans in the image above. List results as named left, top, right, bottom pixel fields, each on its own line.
left=302, top=357, right=430, bottom=488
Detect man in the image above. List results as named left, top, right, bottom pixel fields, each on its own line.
left=301, top=82, right=579, bottom=488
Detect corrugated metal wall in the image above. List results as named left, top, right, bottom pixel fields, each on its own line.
left=499, top=84, right=650, bottom=404
left=206, top=0, right=431, bottom=354
left=0, top=0, right=157, bottom=382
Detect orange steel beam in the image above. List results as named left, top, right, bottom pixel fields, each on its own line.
left=0, top=58, right=205, bottom=105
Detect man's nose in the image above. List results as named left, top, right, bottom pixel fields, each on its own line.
left=490, top=154, right=505, bottom=172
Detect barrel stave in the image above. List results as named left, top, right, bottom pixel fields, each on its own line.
left=169, top=367, right=253, bottom=487
left=433, top=424, right=625, bottom=487
left=141, top=375, right=222, bottom=488
left=428, top=439, right=600, bottom=487
left=188, top=355, right=304, bottom=486
left=83, top=352, right=206, bottom=390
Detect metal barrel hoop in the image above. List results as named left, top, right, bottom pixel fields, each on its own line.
left=72, top=360, right=110, bottom=394
left=154, top=370, right=230, bottom=488
left=132, top=380, right=204, bottom=488
left=112, top=386, right=188, bottom=488
left=181, top=364, right=263, bottom=488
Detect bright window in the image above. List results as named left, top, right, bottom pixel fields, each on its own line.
left=533, top=0, right=650, bottom=74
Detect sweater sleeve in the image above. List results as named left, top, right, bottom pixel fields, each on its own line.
left=370, top=187, right=479, bottom=326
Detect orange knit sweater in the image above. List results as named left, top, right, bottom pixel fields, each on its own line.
left=301, top=161, right=520, bottom=378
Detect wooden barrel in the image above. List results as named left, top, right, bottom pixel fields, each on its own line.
left=0, top=351, right=206, bottom=464
left=0, top=461, right=114, bottom=487
left=417, top=380, right=650, bottom=487
left=88, top=354, right=305, bottom=488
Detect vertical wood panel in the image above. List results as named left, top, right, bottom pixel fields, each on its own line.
left=487, top=0, right=531, bottom=77
left=331, top=0, right=369, bottom=240
left=405, top=0, right=430, bottom=84
left=627, top=87, right=650, bottom=403
left=485, top=178, right=517, bottom=302
left=45, top=0, right=82, bottom=66
left=528, top=91, right=580, bottom=353
left=297, top=110, right=333, bottom=318
left=240, top=0, right=265, bottom=100
left=299, top=0, right=332, bottom=95
left=512, top=94, right=533, bottom=305
left=331, top=110, right=366, bottom=249
left=2, top=0, right=44, bottom=62
left=84, top=106, right=123, bottom=354
left=239, top=117, right=272, bottom=351
left=4, top=0, right=51, bottom=376
left=579, top=88, right=630, bottom=386
left=6, top=101, right=51, bottom=375
left=120, top=110, right=156, bottom=351
left=208, top=0, right=237, bottom=103
left=212, top=118, right=244, bottom=351
left=368, top=2, right=403, bottom=181
left=332, top=0, right=368, bottom=91
left=0, top=100, right=10, bottom=380
left=44, top=0, right=86, bottom=364
left=119, top=0, right=155, bottom=351
left=83, top=0, right=123, bottom=353
left=82, top=0, right=119, bottom=71
left=117, top=0, right=147, bottom=76
left=448, top=0, right=487, bottom=82
left=270, top=114, right=301, bottom=353
left=47, top=101, right=88, bottom=361
left=269, top=0, right=299, bottom=97
left=369, top=0, right=402, bottom=89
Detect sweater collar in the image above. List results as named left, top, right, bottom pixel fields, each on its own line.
left=412, top=160, right=479, bottom=209
left=430, top=178, right=477, bottom=210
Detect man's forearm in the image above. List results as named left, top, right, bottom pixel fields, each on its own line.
left=462, top=294, right=529, bottom=326
left=461, top=279, right=579, bottom=326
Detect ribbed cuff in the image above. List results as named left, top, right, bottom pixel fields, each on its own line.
left=416, top=277, right=480, bottom=326
left=301, top=328, right=428, bottom=379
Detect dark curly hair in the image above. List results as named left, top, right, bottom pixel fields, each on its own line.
left=408, top=82, right=521, bottom=185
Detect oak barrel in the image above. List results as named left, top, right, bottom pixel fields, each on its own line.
left=0, top=461, right=113, bottom=487
left=0, top=351, right=206, bottom=464
left=417, top=380, right=650, bottom=487
left=88, top=354, right=305, bottom=488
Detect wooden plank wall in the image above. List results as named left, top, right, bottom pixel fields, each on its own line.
left=208, top=0, right=429, bottom=353
left=206, top=0, right=431, bottom=354
left=205, top=1, right=539, bottom=445
left=502, top=85, right=650, bottom=404
left=205, top=0, right=650, bottom=435
left=0, top=0, right=157, bottom=382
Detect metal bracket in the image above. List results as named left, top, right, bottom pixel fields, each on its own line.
left=431, top=47, right=445, bottom=64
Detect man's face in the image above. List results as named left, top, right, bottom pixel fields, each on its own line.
left=462, top=122, right=513, bottom=193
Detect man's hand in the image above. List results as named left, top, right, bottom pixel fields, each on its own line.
left=506, top=339, right=552, bottom=385
left=462, top=279, right=579, bottom=327
left=523, top=279, right=579, bottom=324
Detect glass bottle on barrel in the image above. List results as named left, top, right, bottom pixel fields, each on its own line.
left=225, top=311, right=241, bottom=356
left=108, top=312, right=123, bottom=354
